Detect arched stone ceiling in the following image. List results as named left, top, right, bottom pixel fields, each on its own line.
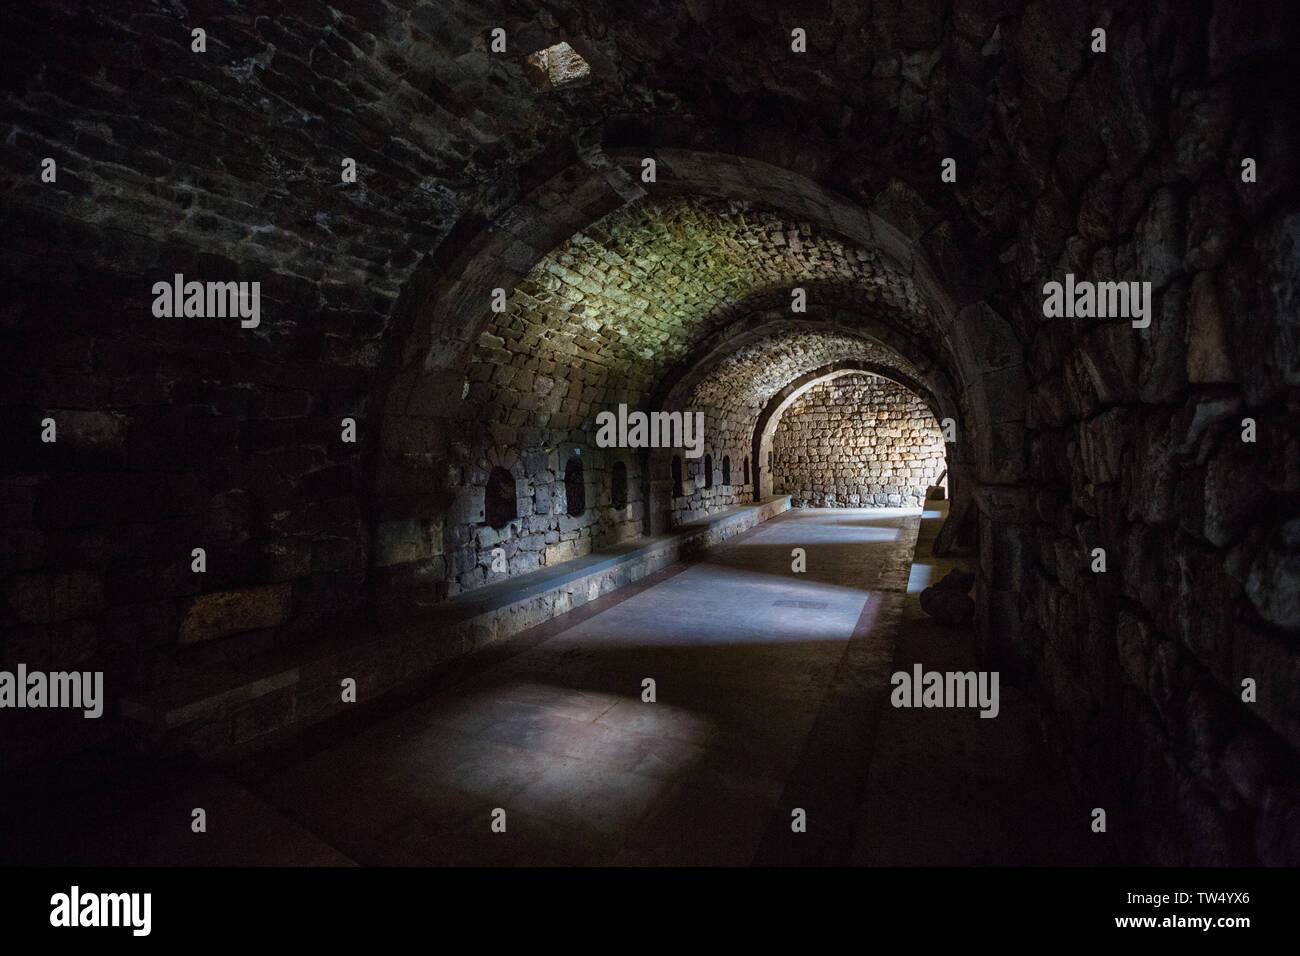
left=672, top=326, right=938, bottom=491
left=688, top=327, right=924, bottom=412
left=464, top=194, right=936, bottom=436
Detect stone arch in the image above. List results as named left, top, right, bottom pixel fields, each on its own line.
left=375, top=147, right=1027, bottom=653
left=753, top=361, right=946, bottom=493
left=377, top=148, right=1022, bottom=497
left=761, top=371, right=949, bottom=511
left=648, top=314, right=969, bottom=535
left=9, top=0, right=1292, bottom=869
left=653, top=308, right=955, bottom=414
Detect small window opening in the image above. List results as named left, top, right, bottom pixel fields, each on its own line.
left=565, top=456, right=585, bottom=516
left=486, top=466, right=517, bottom=529
left=611, top=461, right=628, bottom=510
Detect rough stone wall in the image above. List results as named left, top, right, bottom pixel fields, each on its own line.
left=678, top=396, right=753, bottom=519
left=664, top=450, right=747, bottom=526
left=0, top=1, right=622, bottom=710
left=1, top=0, right=955, bottom=739
left=999, top=5, right=1300, bottom=865
left=660, top=328, right=934, bottom=524
left=0, top=0, right=1294, bottom=868
left=0, top=0, right=665, bottom=770
left=474, top=195, right=931, bottom=404
left=436, top=446, right=644, bottom=597
left=771, top=374, right=945, bottom=508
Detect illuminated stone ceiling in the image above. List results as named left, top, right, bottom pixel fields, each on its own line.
left=466, top=195, right=935, bottom=435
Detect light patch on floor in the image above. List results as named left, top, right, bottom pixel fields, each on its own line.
left=245, top=508, right=924, bottom=864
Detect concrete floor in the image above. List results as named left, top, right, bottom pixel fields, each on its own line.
left=245, top=504, right=1093, bottom=866
left=250, top=507, right=921, bottom=865
left=4, top=505, right=1095, bottom=866
left=854, top=507, right=1100, bottom=865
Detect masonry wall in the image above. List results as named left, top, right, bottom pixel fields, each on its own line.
left=770, top=374, right=945, bottom=508
left=662, top=329, right=936, bottom=525
left=435, top=444, right=645, bottom=597
left=663, top=447, right=750, bottom=526
left=1001, top=5, right=1300, bottom=865
left=0, top=2, right=625, bottom=771
left=656, top=398, right=753, bottom=526
left=1, top=0, right=1295, bottom=868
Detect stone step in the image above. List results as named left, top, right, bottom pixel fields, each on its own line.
left=120, top=497, right=791, bottom=759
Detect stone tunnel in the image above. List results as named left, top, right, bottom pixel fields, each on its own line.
left=0, top=0, right=1297, bottom=870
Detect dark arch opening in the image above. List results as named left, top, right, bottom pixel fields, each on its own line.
left=704, top=454, right=713, bottom=489
left=610, top=461, right=628, bottom=510
left=485, top=466, right=517, bottom=529
left=565, top=456, right=585, bottom=517
left=743, top=456, right=750, bottom=485
left=722, top=455, right=731, bottom=486
left=671, top=456, right=683, bottom=497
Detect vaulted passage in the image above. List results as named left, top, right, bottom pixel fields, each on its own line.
left=2, top=1, right=1297, bottom=870
left=769, top=372, right=947, bottom=508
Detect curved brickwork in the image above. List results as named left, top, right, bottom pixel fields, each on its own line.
left=770, top=373, right=945, bottom=508
left=448, top=197, right=936, bottom=570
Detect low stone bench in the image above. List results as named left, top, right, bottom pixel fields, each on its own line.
left=121, top=496, right=791, bottom=759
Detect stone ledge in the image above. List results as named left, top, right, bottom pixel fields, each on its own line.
left=120, top=496, right=790, bottom=758
left=432, top=497, right=788, bottom=623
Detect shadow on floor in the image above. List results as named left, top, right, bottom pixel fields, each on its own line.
left=2, top=505, right=1109, bottom=867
